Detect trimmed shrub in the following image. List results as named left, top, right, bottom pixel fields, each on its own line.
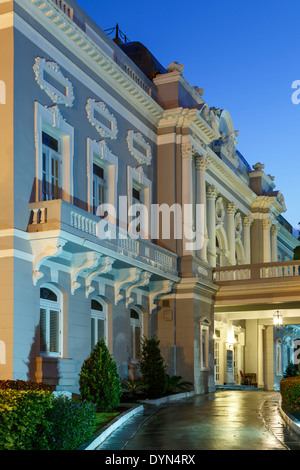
left=79, top=338, right=122, bottom=411
left=44, top=396, right=96, bottom=450
left=139, top=336, right=168, bottom=399
left=0, top=379, right=53, bottom=392
left=280, top=376, right=300, bottom=414
left=283, top=361, right=299, bottom=378
left=0, top=389, right=53, bottom=450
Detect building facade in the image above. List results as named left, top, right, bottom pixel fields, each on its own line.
left=0, top=0, right=299, bottom=394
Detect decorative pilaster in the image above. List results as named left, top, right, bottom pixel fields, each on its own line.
left=227, top=203, right=236, bottom=266
left=195, top=155, right=208, bottom=262
left=257, top=325, right=265, bottom=388
left=206, top=185, right=218, bottom=266
left=262, top=218, right=272, bottom=263
left=181, top=143, right=194, bottom=255
left=243, top=216, right=253, bottom=264
left=271, top=224, right=280, bottom=262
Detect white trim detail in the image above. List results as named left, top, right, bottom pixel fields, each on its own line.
left=86, top=99, right=118, bottom=140
left=85, top=256, right=115, bottom=299
left=127, top=130, right=152, bottom=166
left=33, top=57, right=75, bottom=107
left=71, top=252, right=102, bottom=295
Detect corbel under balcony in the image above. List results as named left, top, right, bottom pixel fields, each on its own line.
left=31, top=237, right=66, bottom=286
left=71, top=252, right=102, bottom=295
left=125, top=271, right=152, bottom=308
left=85, top=256, right=115, bottom=298
left=114, top=267, right=142, bottom=306
left=148, top=280, right=174, bottom=314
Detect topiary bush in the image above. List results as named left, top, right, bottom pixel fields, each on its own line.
left=283, top=361, right=299, bottom=378
left=79, top=338, right=122, bottom=411
left=44, top=396, right=96, bottom=450
left=139, top=336, right=168, bottom=399
left=280, top=376, right=300, bottom=416
left=0, top=389, right=53, bottom=450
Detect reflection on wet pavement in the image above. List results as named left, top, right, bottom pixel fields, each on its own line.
left=97, top=391, right=300, bottom=451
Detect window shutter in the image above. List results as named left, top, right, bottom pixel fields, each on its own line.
left=135, top=326, right=141, bottom=359
left=50, top=309, right=60, bottom=353
left=40, top=308, right=47, bottom=353
left=98, top=318, right=105, bottom=342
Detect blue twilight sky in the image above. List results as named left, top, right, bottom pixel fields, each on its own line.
left=76, top=0, right=300, bottom=231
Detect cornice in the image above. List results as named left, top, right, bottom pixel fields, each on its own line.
left=206, top=147, right=256, bottom=205
left=21, top=0, right=163, bottom=124
left=157, top=107, right=219, bottom=144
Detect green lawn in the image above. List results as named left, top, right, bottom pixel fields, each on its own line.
left=92, top=412, right=120, bottom=433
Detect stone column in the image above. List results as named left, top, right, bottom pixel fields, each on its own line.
left=227, top=203, right=236, bottom=266
left=271, top=224, right=279, bottom=262
left=262, top=218, right=272, bottom=263
left=257, top=325, right=265, bottom=389
left=181, top=143, right=194, bottom=255
left=243, top=216, right=253, bottom=264
left=206, top=185, right=218, bottom=266
left=195, top=155, right=208, bottom=262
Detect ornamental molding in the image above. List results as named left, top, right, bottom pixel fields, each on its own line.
left=126, top=130, right=152, bottom=166
left=114, top=268, right=142, bottom=306
left=71, top=252, right=102, bottom=295
left=125, top=271, right=152, bottom=308
left=86, top=99, right=118, bottom=140
left=85, top=256, right=115, bottom=298
left=216, top=197, right=225, bottom=224
left=27, top=0, right=163, bottom=123
left=33, top=57, right=75, bottom=107
left=148, top=280, right=174, bottom=314
left=31, top=239, right=66, bottom=286
left=235, top=212, right=243, bottom=238
left=46, top=105, right=66, bottom=128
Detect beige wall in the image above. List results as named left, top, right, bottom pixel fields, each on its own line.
left=0, top=4, right=14, bottom=379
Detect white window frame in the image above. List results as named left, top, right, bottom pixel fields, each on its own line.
left=276, top=339, right=282, bottom=376
left=35, top=102, right=74, bottom=203
left=127, top=166, right=151, bottom=240
left=91, top=298, right=107, bottom=350
left=200, top=317, right=211, bottom=371
left=130, top=308, right=143, bottom=363
left=87, top=139, right=118, bottom=224
left=40, top=284, right=62, bottom=358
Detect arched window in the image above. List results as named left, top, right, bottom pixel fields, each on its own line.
left=40, top=285, right=62, bottom=357
left=130, top=308, right=142, bottom=361
left=91, top=298, right=106, bottom=350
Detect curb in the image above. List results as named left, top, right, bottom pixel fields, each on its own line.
left=278, top=401, right=300, bottom=437
left=138, top=390, right=195, bottom=406
left=77, top=404, right=144, bottom=450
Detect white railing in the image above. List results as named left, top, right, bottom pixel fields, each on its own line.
left=70, top=211, right=98, bottom=237
left=214, top=260, right=300, bottom=283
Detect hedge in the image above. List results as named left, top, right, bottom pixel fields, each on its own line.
left=280, top=376, right=300, bottom=414
left=0, top=389, right=96, bottom=450
left=0, top=389, right=53, bottom=450
left=0, top=380, right=53, bottom=392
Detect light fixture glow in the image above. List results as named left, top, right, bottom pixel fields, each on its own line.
left=273, top=310, right=283, bottom=327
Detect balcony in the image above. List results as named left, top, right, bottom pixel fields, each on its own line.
left=214, top=260, right=300, bottom=306
left=28, top=199, right=179, bottom=282
left=214, top=260, right=300, bottom=283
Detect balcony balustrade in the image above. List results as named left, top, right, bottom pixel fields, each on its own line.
left=28, top=200, right=178, bottom=279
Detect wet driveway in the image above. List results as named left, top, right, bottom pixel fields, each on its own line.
left=98, top=391, right=300, bottom=451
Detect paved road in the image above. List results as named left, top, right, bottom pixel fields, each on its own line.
left=97, top=391, right=300, bottom=451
